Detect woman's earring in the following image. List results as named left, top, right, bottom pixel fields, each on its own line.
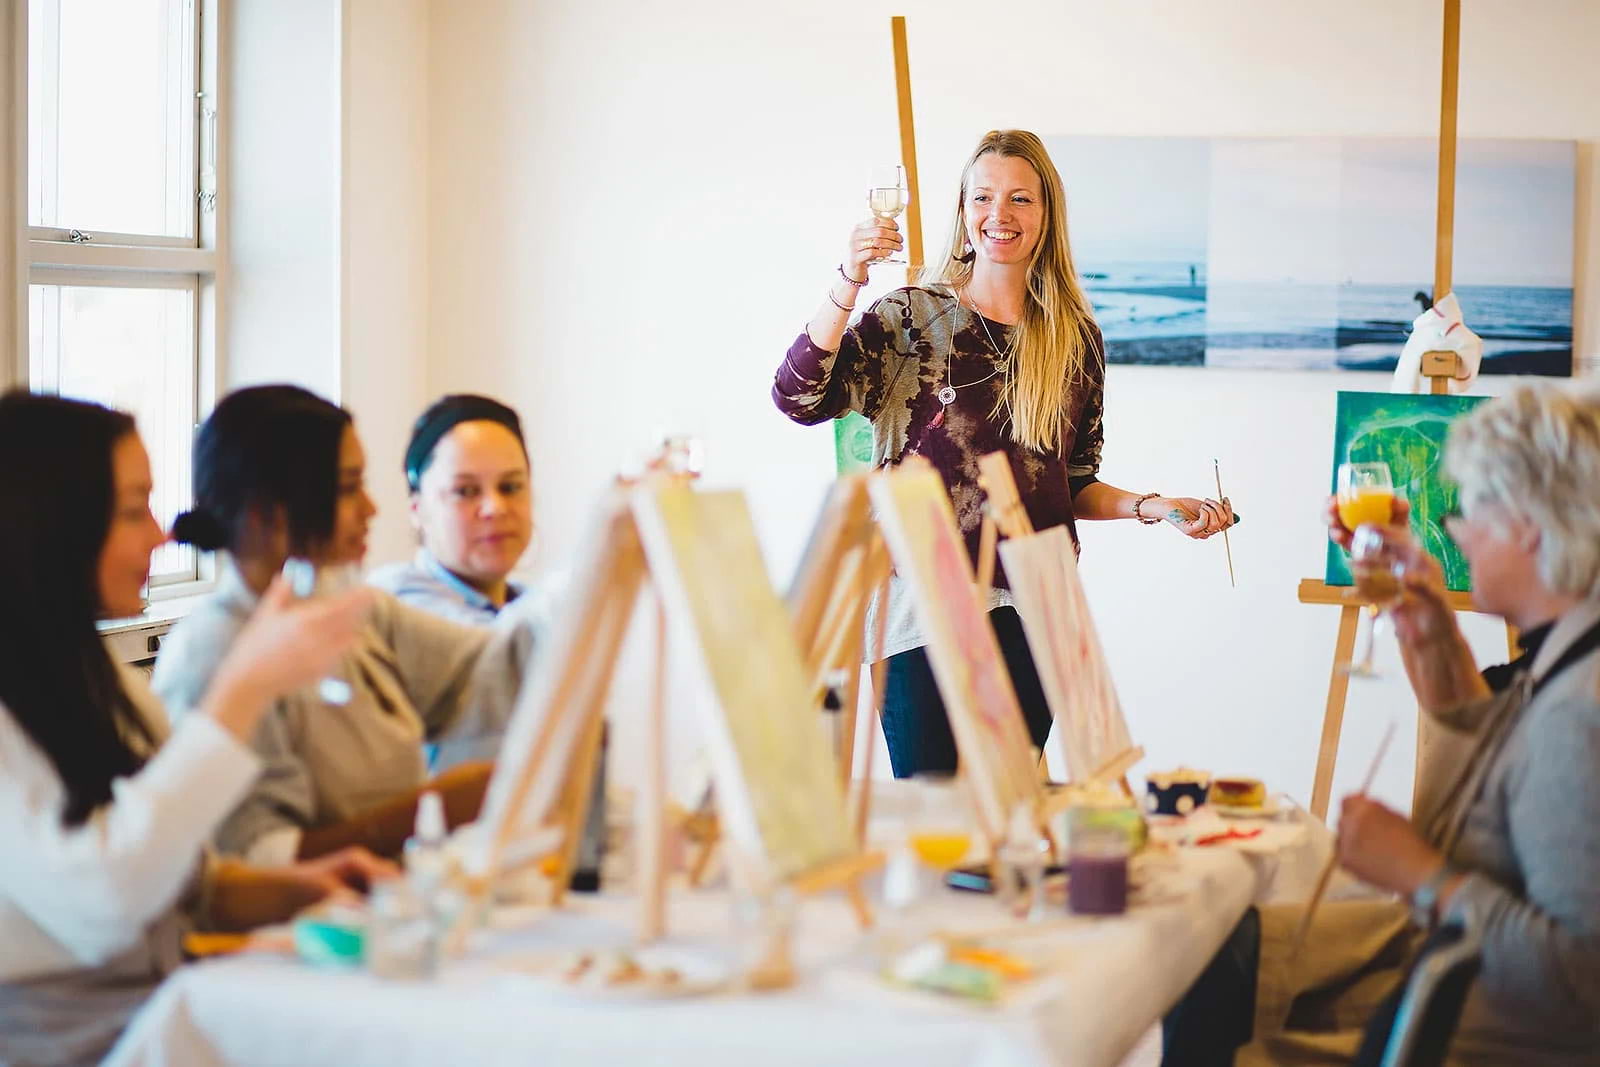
left=955, top=239, right=975, bottom=264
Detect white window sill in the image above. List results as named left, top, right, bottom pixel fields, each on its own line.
left=99, top=588, right=212, bottom=664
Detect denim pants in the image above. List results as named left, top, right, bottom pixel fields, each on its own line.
left=880, top=606, right=1054, bottom=778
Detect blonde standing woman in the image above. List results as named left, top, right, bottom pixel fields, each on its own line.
left=773, top=129, right=1236, bottom=777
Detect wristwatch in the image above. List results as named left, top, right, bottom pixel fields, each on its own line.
left=1409, top=865, right=1457, bottom=929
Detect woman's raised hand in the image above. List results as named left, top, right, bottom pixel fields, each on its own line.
left=1322, top=495, right=1454, bottom=643
left=843, top=216, right=903, bottom=281
left=206, top=576, right=375, bottom=736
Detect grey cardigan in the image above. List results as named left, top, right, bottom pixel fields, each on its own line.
left=1416, top=599, right=1600, bottom=1064
left=151, top=560, right=538, bottom=863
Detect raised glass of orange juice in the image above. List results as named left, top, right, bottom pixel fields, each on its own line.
left=1336, top=462, right=1396, bottom=531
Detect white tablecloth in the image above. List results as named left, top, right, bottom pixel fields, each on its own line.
left=107, top=845, right=1275, bottom=1067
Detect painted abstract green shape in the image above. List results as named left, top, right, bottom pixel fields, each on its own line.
left=834, top=411, right=875, bottom=475
left=1325, top=391, right=1488, bottom=593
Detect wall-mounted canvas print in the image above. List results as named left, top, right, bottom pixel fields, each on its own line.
left=1048, top=136, right=1574, bottom=377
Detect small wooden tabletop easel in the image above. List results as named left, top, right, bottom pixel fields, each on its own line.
left=469, top=478, right=880, bottom=947
left=1297, top=0, right=1516, bottom=823
left=870, top=457, right=1051, bottom=862
left=976, top=452, right=1144, bottom=795
left=786, top=474, right=893, bottom=846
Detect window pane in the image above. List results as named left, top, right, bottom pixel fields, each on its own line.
left=28, top=0, right=194, bottom=237
left=30, top=283, right=198, bottom=584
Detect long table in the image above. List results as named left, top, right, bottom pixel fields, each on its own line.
left=106, top=842, right=1284, bottom=1067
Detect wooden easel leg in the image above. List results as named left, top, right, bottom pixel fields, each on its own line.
left=845, top=878, right=873, bottom=928
left=637, top=594, right=669, bottom=941
left=837, top=661, right=864, bottom=787
left=687, top=817, right=720, bottom=887
left=975, top=514, right=998, bottom=592
left=1311, top=605, right=1362, bottom=822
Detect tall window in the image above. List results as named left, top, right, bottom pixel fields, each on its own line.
left=22, top=0, right=218, bottom=592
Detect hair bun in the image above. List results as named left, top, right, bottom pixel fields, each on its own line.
left=170, top=508, right=228, bottom=551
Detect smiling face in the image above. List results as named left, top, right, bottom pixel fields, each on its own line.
left=411, top=421, right=532, bottom=592
left=97, top=433, right=168, bottom=618
left=963, top=152, right=1047, bottom=267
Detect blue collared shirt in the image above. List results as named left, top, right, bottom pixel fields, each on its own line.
left=367, top=549, right=523, bottom=628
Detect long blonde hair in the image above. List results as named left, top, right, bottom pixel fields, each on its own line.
left=927, top=130, right=1097, bottom=455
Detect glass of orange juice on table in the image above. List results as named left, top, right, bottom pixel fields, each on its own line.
left=907, top=774, right=972, bottom=869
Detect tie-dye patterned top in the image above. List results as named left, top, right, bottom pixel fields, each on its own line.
left=773, top=285, right=1105, bottom=594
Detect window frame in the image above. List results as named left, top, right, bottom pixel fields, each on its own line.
left=11, top=0, right=226, bottom=600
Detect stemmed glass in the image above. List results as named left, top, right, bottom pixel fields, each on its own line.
left=884, top=773, right=972, bottom=918
left=867, top=164, right=909, bottom=264
left=1345, top=525, right=1406, bottom=678
left=1336, top=461, right=1401, bottom=678
left=281, top=557, right=358, bottom=704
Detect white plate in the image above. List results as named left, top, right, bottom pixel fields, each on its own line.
left=1210, top=794, right=1284, bottom=819
left=510, top=946, right=731, bottom=1000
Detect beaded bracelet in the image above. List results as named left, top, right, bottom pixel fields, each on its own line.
left=837, top=264, right=868, bottom=288
left=1133, top=492, right=1162, bottom=525
left=827, top=290, right=856, bottom=313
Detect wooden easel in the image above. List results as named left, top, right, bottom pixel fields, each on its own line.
left=786, top=475, right=893, bottom=845
left=976, top=452, right=1144, bottom=793
left=890, top=15, right=924, bottom=275
left=870, top=457, right=1049, bottom=859
left=469, top=478, right=879, bottom=946
left=1298, top=0, right=1516, bottom=823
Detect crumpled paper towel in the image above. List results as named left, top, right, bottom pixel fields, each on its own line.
left=1391, top=292, right=1482, bottom=394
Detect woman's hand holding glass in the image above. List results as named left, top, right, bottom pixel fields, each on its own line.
left=205, top=575, right=375, bottom=739
left=843, top=217, right=903, bottom=283
left=1323, top=495, right=1456, bottom=647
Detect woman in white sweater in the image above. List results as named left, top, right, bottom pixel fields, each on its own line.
left=0, top=392, right=390, bottom=1066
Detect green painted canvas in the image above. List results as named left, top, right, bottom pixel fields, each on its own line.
left=833, top=412, right=874, bottom=475
left=1325, top=391, right=1488, bottom=592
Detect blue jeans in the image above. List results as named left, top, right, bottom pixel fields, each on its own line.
left=1161, top=908, right=1261, bottom=1066
left=880, top=606, right=1054, bottom=778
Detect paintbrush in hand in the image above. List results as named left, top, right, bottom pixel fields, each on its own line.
left=1214, top=458, right=1236, bottom=587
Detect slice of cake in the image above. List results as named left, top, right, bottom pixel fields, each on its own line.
left=1212, top=777, right=1266, bottom=810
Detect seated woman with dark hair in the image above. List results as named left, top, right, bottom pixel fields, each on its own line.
left=152, top=385, right=541, bottom=867
left=368, top=394, right=536, bottom=626
left=0, top=391, right=390, bottom=1067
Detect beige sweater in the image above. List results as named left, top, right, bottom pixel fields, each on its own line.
left=152, top=560, right=539, bottom=863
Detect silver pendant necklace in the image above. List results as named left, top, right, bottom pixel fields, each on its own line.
left=932, top=292, right=1009, bottom=424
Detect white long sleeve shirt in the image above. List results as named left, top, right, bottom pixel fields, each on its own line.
left=0, top=668, right=261, bottom=983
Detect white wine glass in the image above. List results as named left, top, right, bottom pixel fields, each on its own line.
left=281, top=557, right=358, bottom=705
left=1344, top=525, right=1405, bottom=679
left=867, top=164, right=909, bottom=264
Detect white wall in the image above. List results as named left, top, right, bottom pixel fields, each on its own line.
left=224, top=0, right=342, bottom=398
left=340, top=0, right=430, bottom=569
left=418, top=0, right=1600, bottom=809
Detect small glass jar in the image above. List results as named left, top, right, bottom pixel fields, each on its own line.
left=1067, top=810, right=1131, bottom=917
left=366, top=880, right=438, bottom=980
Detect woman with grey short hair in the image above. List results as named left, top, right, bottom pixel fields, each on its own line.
left=1182, top=381, right=1600, bottom=1066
